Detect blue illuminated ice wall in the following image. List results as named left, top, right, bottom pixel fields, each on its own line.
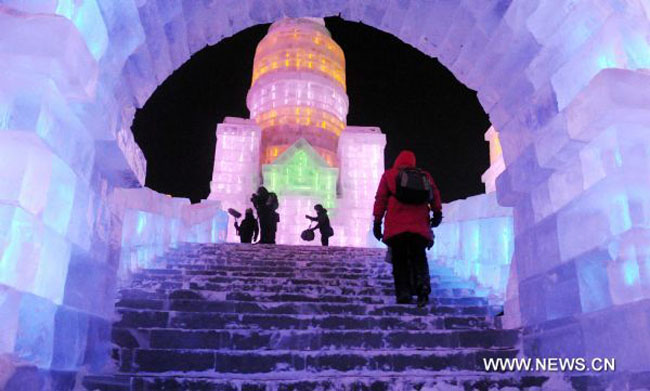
left=1, top=0, right=650, bottom=386
left=0, top=1, right=229, bottom=384
left=428, top=193, right=514, bottom=301
left=112, top=188, right=229, bottom=282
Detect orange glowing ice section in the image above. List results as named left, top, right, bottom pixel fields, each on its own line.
left=251, top=26, right=346, bottom=90
left=247, top=18, right=349, bottom=166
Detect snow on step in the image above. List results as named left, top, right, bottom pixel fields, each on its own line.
left=85, top=243, right=530, bottom=391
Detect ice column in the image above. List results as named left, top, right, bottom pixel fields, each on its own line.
left=337, top=126, right=386, bottom=247
left=208, top=117, right=261, bottom=242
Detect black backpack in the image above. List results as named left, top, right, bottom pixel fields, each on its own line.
left=395, top=168, right=433, bottom=204
left=267, top=192, right=279, bottom=211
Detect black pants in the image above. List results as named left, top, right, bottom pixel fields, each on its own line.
left=387, top=233, right=431, bottom=301
left=258, top=220, right=277, bottom=244
left=321, top=234, right=329, bottom=246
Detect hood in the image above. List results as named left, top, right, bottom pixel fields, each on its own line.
left=392, top=150, right=416, bottom=169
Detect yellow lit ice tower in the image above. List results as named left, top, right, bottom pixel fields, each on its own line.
left=249, top=17, right=346, bottom=166
left=209, top=18, right=386, bottom=246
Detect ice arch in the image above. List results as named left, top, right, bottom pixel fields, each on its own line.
left=1, top=0, right=650, bottom=386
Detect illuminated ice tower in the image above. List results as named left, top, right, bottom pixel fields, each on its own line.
left=209, top=18, right=385, bottom=246
left=248, top=17, right=347, bottom=167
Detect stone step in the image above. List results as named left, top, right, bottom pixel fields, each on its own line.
left=165, top=256, right=390, bottom=265
left=84, top=373, right=548, bottom=391
left=90, top=243, right=517, bottom=390
left=179, top=281, right=476, bottom=298
left=164, top=254, right=388, bottom=264
left=115, top=310, right=494, bottom=331
left=127, top=278, right=398, bottom=293
left=115, top=298, right=496, bottom=317
left=112, top=328, right=519, bottom=351
left=165, top=244, right=387, bottom=256
left=117, top=288, right=489, bottom=306
left=164, top=263, right=385, bottom=274
left=115, top=348, right=519, bottom=374
left=224, top=291, right=488, bottom=306
left=167, top=259, right=391, bottom=266
left=132, top=272, right=396, bottom=286
left=159, top=269, right=474, bottom=290
left=127, top=282, right=480, bottom=302
left=131, top=273, right=472, bottom=291
left=82, top=375, right=130, bottom=391
left=136, top=269, right=398, bottom=282
left=164, top=259, right=390, bottom=269
left=142, top=266, right=467, bottom=284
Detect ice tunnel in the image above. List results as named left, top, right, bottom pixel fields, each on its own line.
left=1, top=0, right=650, bottom=388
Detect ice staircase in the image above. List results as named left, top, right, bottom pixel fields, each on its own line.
left=84, top=243, right=545, bottom=391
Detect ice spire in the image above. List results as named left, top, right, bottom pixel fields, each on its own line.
left=246, top=17, right=349, bottom=167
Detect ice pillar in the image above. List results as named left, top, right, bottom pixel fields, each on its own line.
left=337, top=126, right=386, bottom=247
left=208, top=118, right=261, bottom=242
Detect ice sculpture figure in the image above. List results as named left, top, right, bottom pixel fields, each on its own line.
left=481, top=126, right=505, bottom=194
left=209, top=18, right=385, bottom=246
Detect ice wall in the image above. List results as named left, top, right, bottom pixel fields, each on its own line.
left=428, top=193, right=514, bottom=300
left=111, top=188, right=228, bottom=282
left=504, top=69, right=650, bottom=370
left=0, top=132, right=113, bottom=375
left=0, top=5, right=122, bottom=383
left=0, top=2, right=221, bottom=384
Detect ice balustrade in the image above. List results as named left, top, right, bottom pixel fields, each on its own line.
left=112, top=188, right=228, bottom=281
left=1, top=0, right=650, bottom=385
left=428, top=193, right=514, bottom=300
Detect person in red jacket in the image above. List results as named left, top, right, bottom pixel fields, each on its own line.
left=373, top=150, right=443, bottom=307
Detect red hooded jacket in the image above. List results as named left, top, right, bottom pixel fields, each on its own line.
left=373, top=151, right=442, bottom=242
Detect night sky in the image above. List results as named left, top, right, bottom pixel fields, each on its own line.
left=132, top=17, right=491, bottom=204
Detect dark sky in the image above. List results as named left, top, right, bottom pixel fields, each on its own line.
left=132, top=17, right=491, bottom=204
